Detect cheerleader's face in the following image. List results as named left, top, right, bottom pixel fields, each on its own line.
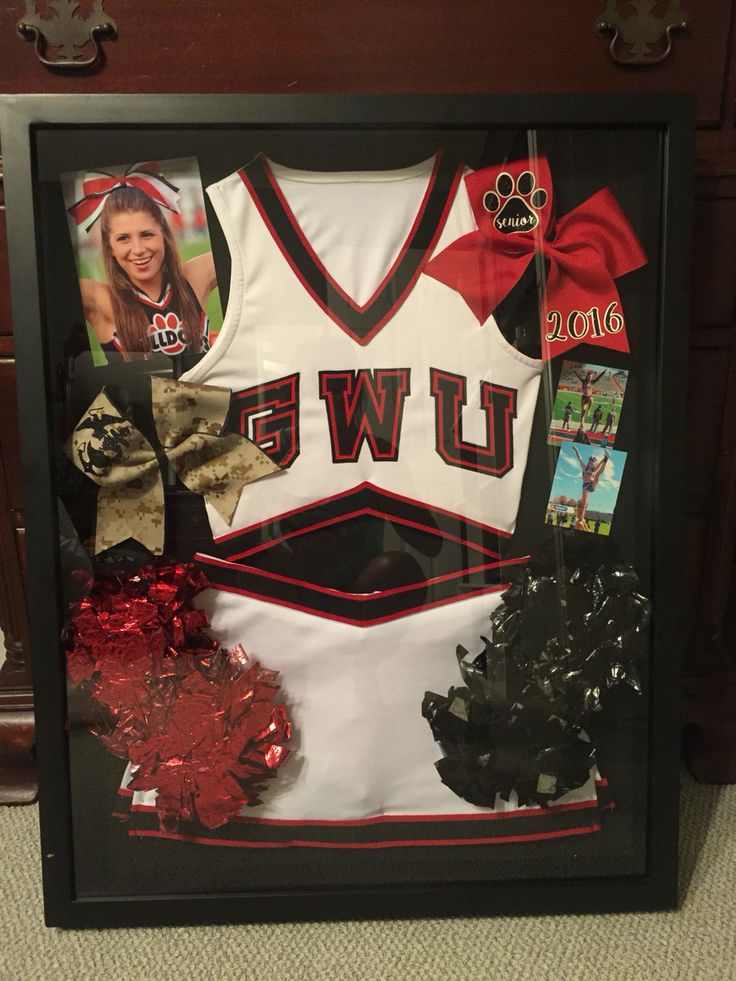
left=107, top=211, right=166, bottom=288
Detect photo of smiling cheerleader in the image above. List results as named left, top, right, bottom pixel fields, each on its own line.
left=62, top=157, right=222, bottom=364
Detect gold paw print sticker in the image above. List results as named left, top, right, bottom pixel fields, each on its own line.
left=483, top=170, right=548, bottom=234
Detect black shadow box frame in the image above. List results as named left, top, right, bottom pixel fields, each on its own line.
left=0, top=94, right=694, bottom=928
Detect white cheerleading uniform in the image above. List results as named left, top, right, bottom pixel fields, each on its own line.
left=123, top=153, right=607, bottom=847
left=189, top=154, right=540, bottom=544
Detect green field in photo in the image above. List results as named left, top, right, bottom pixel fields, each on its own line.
left=551, top=390, right=620, bottom=428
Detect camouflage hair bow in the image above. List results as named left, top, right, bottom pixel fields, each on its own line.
left=67, top=376, right=281, bottom=556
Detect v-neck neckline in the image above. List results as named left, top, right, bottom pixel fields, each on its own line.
left=132, top=281, right=172, bottom=310
left=238, top=152, right=462, bottom=346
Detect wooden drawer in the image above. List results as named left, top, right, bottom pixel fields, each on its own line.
left=685, top=347, right=732, bottom=500
left=683, top=512, right=708, bottom=663
left=691, top=195, right=736, bottom=328
left=0, top=1, right=730, bottom=125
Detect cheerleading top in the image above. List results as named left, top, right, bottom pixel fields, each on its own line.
left=182, top=153, right=543, bottom=569
left=101, top=280, right=210, bottom=357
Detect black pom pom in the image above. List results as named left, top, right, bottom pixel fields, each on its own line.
left=423, top=537, right=649, bottom=808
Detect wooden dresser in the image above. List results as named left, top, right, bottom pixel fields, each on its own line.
left=0, top=0, right=735, bottom=802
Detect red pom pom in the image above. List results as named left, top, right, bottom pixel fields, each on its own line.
left=65, top=562, right=292, bottom=831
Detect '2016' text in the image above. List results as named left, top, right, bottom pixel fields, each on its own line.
left=545, top=302, right=624, bottom=344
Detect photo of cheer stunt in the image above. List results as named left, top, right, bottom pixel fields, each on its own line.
left=548, top=359, right=629, bottom=447
left=545, top=443, right=628, bottom=536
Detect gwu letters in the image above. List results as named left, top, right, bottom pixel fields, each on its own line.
left=235, top=368, right=517, bottom=476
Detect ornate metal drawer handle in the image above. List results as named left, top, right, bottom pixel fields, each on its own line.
left=595, top=0, right=688, bottom=66
left=17, top=0, right=117, bottom=70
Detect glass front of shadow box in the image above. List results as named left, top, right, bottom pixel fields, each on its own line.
left=36, top=124, right=659, bottom=898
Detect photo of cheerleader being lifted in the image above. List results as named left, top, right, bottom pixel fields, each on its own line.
left=62, top=158, right=222, bottom=365
left=546, top=442, right=628, bottom=536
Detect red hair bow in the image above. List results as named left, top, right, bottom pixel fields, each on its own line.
left=68, top=162, right=181, bottom=232
left=424, top=157, right=647, bottom=361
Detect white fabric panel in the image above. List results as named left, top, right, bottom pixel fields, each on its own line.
left=127, top=589, right=599, bottom=821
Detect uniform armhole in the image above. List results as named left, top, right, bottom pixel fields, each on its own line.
left=484, top=312, right=544, bottom=375
left=180, top=178, right=246, bottom=383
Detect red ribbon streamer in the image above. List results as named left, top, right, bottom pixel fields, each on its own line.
left=424, top=157, right=647, bottom=361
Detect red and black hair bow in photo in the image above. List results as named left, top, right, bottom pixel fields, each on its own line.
left=424, top=157, right=647, bottom=361
left=67, top=162, right=181, bottom=232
